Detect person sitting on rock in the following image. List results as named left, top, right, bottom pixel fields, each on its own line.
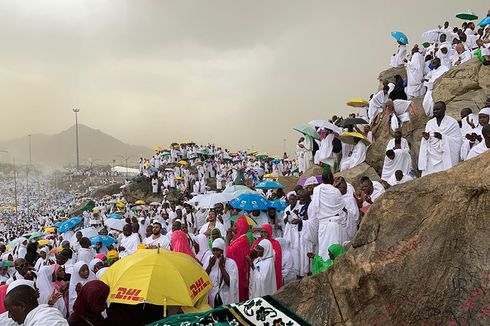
left=466, top=124, right=490, bottom=160
left=307, top=243, right=346, bottom=276
left=385, top=99, right=417, bottom=132
left=381, top=149, right=412, bottom=182
left=461, top=107, right=490, bottom=160
left=386, top=170, right=414, bottom=186
left=354, top=176, right=385, bottom=208
left=386, top=131, right=410, bottom=152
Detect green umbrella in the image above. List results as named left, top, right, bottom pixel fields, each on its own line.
left=293, top=125, right=320, bottom=140
left=455, top=12, right=478, bottom=21
left=131, top=205, right=142, bottom=211
left=255, top=154, right=269, bottom=159
left=28, top=232, right=45, bottom=240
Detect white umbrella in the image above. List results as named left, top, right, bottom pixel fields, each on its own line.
left=197, top=193, right=234, bottom=208
left=421, top=29, right=444, bottom=44
left=308, top=120, right=340, bottom=133
left=223, top=185, right=258, bottom=198
left=105, top=219, right=126, bottom=231
left=149, top=202, right=161, bottom=206
left=186, top=194, right=205, bottom=205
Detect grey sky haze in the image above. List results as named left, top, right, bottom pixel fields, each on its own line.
left=1, top=0, right=488, bottom=156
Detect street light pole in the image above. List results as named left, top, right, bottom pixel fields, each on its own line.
left=117, top=153, right=135, bottom=178
left=73, top=108, right=80, bottom=170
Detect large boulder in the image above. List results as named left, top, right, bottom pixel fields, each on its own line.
left=302, top=164, right=326, bottom=178
left=377, top=67, right=407, bottom=90
left=274, top=151, right=490, bottom=325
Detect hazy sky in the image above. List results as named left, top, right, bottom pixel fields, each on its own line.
left=1, top=0, right=488, bottom=155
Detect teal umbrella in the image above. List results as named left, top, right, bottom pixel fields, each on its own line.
left=28, top=232, right=45, bottom=240
left=479, top=16, right=490, bottom=27
left=456, top=11, right=478, bottom=21
left=293, top=125, right=320, bottom=140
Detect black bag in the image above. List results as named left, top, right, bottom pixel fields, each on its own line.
left=213, top=268, right=224, bottom=307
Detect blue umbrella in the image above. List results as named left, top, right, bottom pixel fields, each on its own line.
left=479, top=16, right=490, bottom=27
left=108, top=213, right=123, bottom=220
left=255, top=181, right=285, bottom=190
left=271, top=158, right=282, bottom=163
left=230, top=194, right=270, bottom=211
left=268, top=200, right=288, bottom=211
left=53, top=221, right=64, bottom=227
left=90, top=235, right=117, bottom=247
left=391, top=31, right=409, bottom=45
left=56, top=216, right=83, bottom=234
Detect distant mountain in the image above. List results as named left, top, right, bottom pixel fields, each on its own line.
left=0, top=124, right=153, bottom=167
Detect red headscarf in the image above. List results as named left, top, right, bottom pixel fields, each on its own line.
left=0, top=284, right=7, bottom=314
left=67, top=280, right=110, bottom=326
left=171, top=230, right=196, bottom=258
left=251, top=224, right=283, bottom=290
left=226, top=216, right=251, bottom=301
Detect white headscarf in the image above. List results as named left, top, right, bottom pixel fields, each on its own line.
left=480, top=107, right=490, bottom=116
left=88, top=258, right=103, bottom=273
left=36, top=266, right=66, bottom=316
left=6, top=279, right=34, bottom=294
left=68, top=261, right=96, bottom=314
left=194, top=234, right=211, bottom=265
left=211, top=238, right=225, bottom=251
left=249, top=239, right=276, bottom=298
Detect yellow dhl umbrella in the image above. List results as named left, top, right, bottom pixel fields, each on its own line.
left=37, top=239, right=50, bottom=246
left=153, top=145, right=163, bottom=152
left=100, top=249, right=212, bottom=309
left=339, top=132, right=371, bottom=146
left=178, top=160, right=188, bottom=165
left=135, top=200, right=145, bottom=205
left=346, top=98, right=369, bottom=108
left=44, top=227, right=56, bottom=234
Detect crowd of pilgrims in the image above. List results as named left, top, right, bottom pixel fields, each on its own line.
left=0, top=11, right=489, bottom=326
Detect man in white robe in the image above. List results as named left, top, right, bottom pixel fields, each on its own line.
left=143, top=222, right=170, bottom=249
left=314, top=129, right=337, bottom=168
left=151, top=177, right=158, bottom=194
left=368, top=85, right=390, bottom=124
left=119, top=224, right=141, bottom=258
left=406, top=47, right=426, bottom=98
left=340, top=138, right=367, bottom=171
left=466, top=124, right=490, bottom=160
left=204, top=239, right=239, bottom=307
left=422, top=58, right=449, bottom=117
left=387, top=170, right=414, bottom=186
left=389, top=43, right=406, bottom=68
left=381, top=149, right=412, bottom=181
left=452, top=43, right=472, bottom=66
left=418, top=101, right=462, bottom=176
left=298, top=135, right=314, bottom=172
left=311, top=172, right=347, bottom=261
left=4, top=284, right=68, bottom=326
left=386, top=99, right=417, bottom=131
left=386, top=131, right=410, bottom=152
left=333, top=177, right=359, bottom=242
left=460, top=107, right=489, bottom=160
left=282, top=193, right=303, bottom=277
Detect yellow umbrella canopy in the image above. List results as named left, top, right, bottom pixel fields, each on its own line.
left=153, top=145, right=163, bottom=152
left=135, top=200, right=145, bottom=205
left=44, top=227, right=56, bottom=234
left=178, top=160, right=188, bottom=165
left=346, top=98, right=369, bottom=108
left=263, top=173, right=278, bottom=179
left=37, top=239, right=50, bottom=246
left=100, top=249, right=213, bottom=308
left=339, top=132, right=371, bottom=146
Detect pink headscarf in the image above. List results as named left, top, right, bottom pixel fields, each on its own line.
left=171, top=230, right=195, bottom=258
left=0, top=284, right=7, bottom=313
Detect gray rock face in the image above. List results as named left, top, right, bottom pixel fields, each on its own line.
left=274, top=152, right=490, bottom=326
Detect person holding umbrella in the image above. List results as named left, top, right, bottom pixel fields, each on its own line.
left=389, top=30, right=408, bottom=68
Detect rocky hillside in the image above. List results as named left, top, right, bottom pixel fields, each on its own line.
left=274, top=151, right=490, bottom=325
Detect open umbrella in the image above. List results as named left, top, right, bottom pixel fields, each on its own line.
left=79, top=227, right=99, bottom=239
left=456, top=11, right=478, bottom=21
left=391, top=31, right=409, bottom=45
left=150, top=202, right=161, bottom=206
left=178, top=160, right=188, bottom=165
left=255, top=153, right=269, bottom=159
left=479, top=16, right=490, bottom=27
left=230, top=215, right=257, bottom=226
left=268, top=200, right=288, bottom=211
left=131, top=206, right=142, bottom=212
left=44, top=227, right=56, bottom=234
left=196, top=193, right=234, bottom=209
left=230, top=193, right=270, bottom=211
left=293, top=125, right=320, bottom=140
left=263, top=173, right=278, bottom=179
left=339, top=132, right=371, bottom=146
left=222, top=185, right=257, bottom=198
left=271, top=158, right=282, bottom=164
left=298, top=175, right=322, bottom=187
left=339, top=118, right=369, bottom=127
left=100, top=249, right=212, bottom=310
left=255, top=181, right=285, bottom=189
left=421, top=29, right=444, bottom=44
left=135, top=200, right=145, bottom=205
left=308, top=120, right=340, bottom=133
left=57, top=216, right=83, bottom=234
left=28, top=231, right=45, bottom=240
left=346, top=99, right=369, bottom=107
left=105, top=219, right=126, bottom=231
left=154, top=146, right=163, bottom=152
left=108, top=213, right=123, bottom=220
left=90, top=235, right=117, bottom=247
left=37, top=239, right=50, bottom=246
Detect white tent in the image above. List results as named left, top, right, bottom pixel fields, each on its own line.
left=111, top=166, right=140, bottom=175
